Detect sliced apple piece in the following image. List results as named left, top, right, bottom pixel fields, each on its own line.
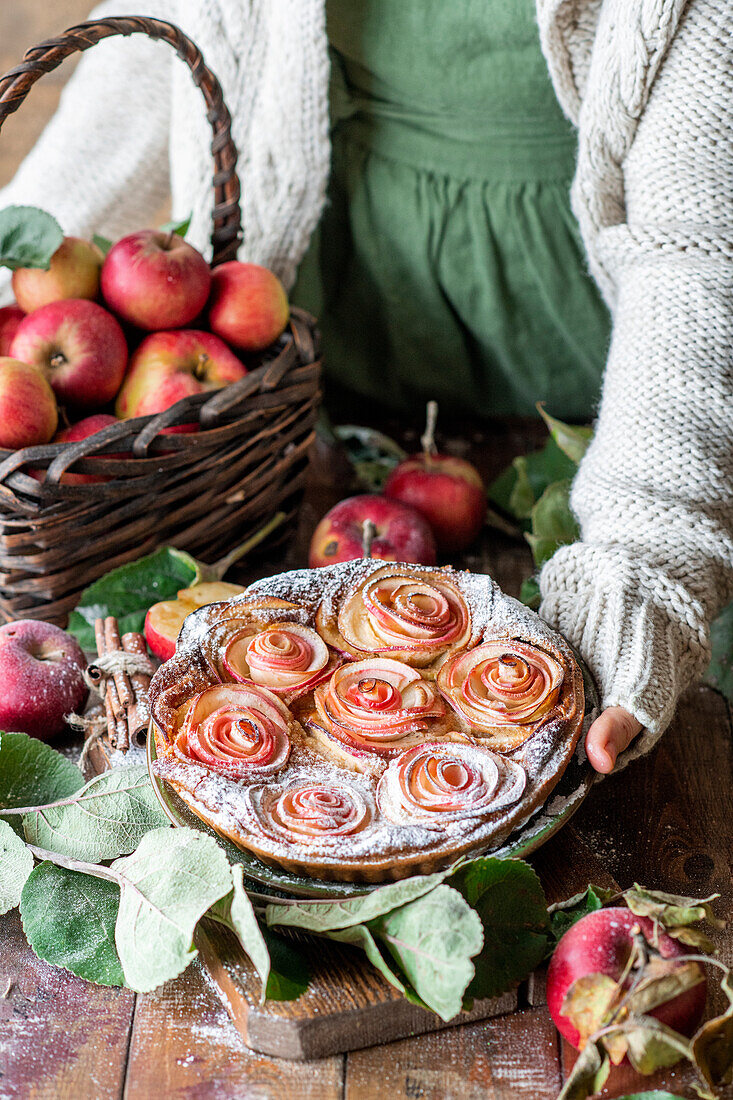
left=145, top=581, right=246, bottom=662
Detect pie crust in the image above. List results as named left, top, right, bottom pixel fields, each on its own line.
left=149, top=560, right=585, bottom=882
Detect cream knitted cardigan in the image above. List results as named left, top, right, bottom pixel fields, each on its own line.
left=0, top=0, right=730, bottom=766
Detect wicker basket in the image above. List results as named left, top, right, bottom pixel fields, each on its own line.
left=0, top=16, right=322, bottom=626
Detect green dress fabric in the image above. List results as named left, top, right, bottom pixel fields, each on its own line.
left=291, top=0, right=611, bottom=420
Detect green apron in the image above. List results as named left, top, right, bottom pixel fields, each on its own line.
left=292, top=0, right=611, bottom=420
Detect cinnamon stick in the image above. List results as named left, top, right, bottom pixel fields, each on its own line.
left=104, top=617, right=133, bottom=713
left=121, top=631, right=153, bottom=747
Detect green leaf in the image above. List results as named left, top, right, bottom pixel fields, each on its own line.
left=705, top=600, right=733, bottom=705
left=448, top=858, right=550, bottom=999
left=326, top=923, right=407, bottom=995
left=260, top=926, right=310, bottom=1001
left=92, top=233, right=112, bottom=256
left=520, top=576, right=541, bottom=609
left=557, top=1037, right=610, bottom=1100
left=0, top=820, right=33, bottom=914
left=0, top=205, right=64, bottom=270
left=537, top=405, right=593, bottom=464
left=111, top=827, right=231, bottom=992
left=159, top=214, right=192, bottom=237
left=0, top=732, right=83, bottom=811
left=526, top=479, right=579, bottom=568
left=623, top=1015, right=692, bottom=1074
left=369, top=884, right=483, bottom=1021
left=265, top=871, right=447, bottom=933
left=20, top=861, right=124, bottom=986
left=623, top=885, right=725, bottom=931
left=549, top=885, right=617, bottom=944
left=21, top=765, right=169, bottom=862
left=210, top=864, right=271, bottom=1003
left=333, top=424, right=407, bottom=492
left=488, top=436, right=577, bottom=519
left=691, top=967, right=733, bottom=1090
left=508, top=456, right=536, bottom=519
left=67, top=546, right=200, bottom=650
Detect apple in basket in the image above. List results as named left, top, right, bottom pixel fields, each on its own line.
left=0, top=357, right=57, bottom=449
left=0, top=304, right=25, bottom=355
left=12, top=236, right=104, bottom=313
left=308, top=494, right=437, bottom=568
left=101, top=229, right=211, bottom=331
left=208, top=261, right=289, bottom=352
left=0, top=619, right=88, bottom=741
left=10, top=299, right=127, bottom=408
left=115, top=329, right=248, bottom=423
left=46, top=413, right=121, bottom=485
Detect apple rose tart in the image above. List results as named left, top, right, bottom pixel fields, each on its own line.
left=150, top=559, right=586, bottom=882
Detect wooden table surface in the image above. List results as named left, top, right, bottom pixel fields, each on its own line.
left=1, top=419, right=731, bottom=1100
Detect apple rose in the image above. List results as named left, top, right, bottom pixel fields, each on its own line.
left=175, top=683, right=292, bottom=778
left=314, top=657, right=446, bottom=757
left=438, top=639, right=564, bottom=750
left=377, top=741, right=526, bottom=826
left=250, top=782, right=371, bottom=844
left=333, top=567, right=472, bottom=669
left=222, top=622, right=333, bottom=696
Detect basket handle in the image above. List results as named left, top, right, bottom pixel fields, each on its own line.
left=0, top=16, right=242, bottom=264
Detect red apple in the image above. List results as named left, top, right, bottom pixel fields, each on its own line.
left=101, top=229, right=211, bottom=330
left=144, top=581, right=247, bottom=661
left=0, top=619, right=88, bottom=740
left=308, top=494, right=437, bottom=568
left=384, top=453, right=485, bottom=555
left=12, top=236, right=103, bottom=314
left=0, top=305, right=25, bottom=355
left=48, top=413, right=121, bottom=485
left=0, top=357, right=57, bottom=450
left=547, top=907, right=707, bottom=1051
left=10, top=299, right=127, bottom=408
left=208, top=262, right=289, bottom=352
left=115, top=329, right=247, bottom=422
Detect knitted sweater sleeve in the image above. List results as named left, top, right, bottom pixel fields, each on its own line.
left=538, top=0, right=733, bottom=765
left=0, top=0, right=174, bottom=305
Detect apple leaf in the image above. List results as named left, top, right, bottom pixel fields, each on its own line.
left=525, top=479, right=579, bottom=568
left=627, top=960, right=706, bottom=1018
left=705, top=600, right=733, bottom=705
left=488, top=435, right=577, bottom=520
left=520, top=576, right=541, bottom=609
left=0, top=820, right=34, bottom=914
left=508, top=456, right=536, bottom=519
left=623, top=1015, right=692, bottom=1074
left=92, top=233, right=112, bottom=256
left=21, top=765, right=169, bottom=862
left=159, top=214, right=192, bottom=237
left=209, top=864, right=271, bottom=1002
left=561, top=972, right=623, bottom=1048
left=536, top=404, right=593, bottom=464
left=549, top=884, right=618, bottom=944
left=448, top=858, right=550, bottom=999
left=112, top=826, right=231, bottom=992
left=557, top=1037, right=610, bottom=1100
left=0, top=732, right=84, bottom=812
left=67, top=546, right=200, bottom=650
left=20, top=861, right=124, bottom=986
left=327, top=923, right=408, bottom=995
left=369, top=884, right=483, bottom=1021
left=0, top=205, right=64, bottom=270
left=259, top=926, right=310, bottom=1001
left=623, top=885, right=725, bottom=932
left=692, top=967, right=733, bottom=1091
left=333, top=424, right=407, bottom=492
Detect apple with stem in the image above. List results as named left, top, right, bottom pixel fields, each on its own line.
left=208, top=261, right=289, bottom=352
left=384, top=401, right=486, bottom=554
left=0, top=357, right=58, bottom=450
left=0, top=619, right=88, bottom=740
left=101, top=229, right=211, bottom=330
left=10, top=298, right=128, bottom=408
left=0, top=305, right=25, bottom=355
left=12, top=236, right=103, bottom=313
left=308, top=494, right=436, bottom=567
left=115, top=329, right=248, bottom=424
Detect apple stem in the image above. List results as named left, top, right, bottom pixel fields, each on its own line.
left=50, top=352, right=66, bottom=370
left=361, top=519, right=376, bottom=559
left=203, top=511, right=288, bottom=580
left=163, top=229, right=175, bottom=250
left=421, top=400, right=439, bottom=462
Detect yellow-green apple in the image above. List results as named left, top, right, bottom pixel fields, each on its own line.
left=384, top=452, right=485, bottom=554
left=208, top=261, right=289, bottom=352
left=145, top=581, right=246, bottom=661
left=308, top=494, right=436, bottom=568
left=0, top=305, right=25, bottom=355
left=116, top=329, right=248, bottom=423
left=9, top=298, right=127, bottom=408
left=547, top=907, right=707, bottom=1054
left=0, top=619, right=88, bottom=740
left=0, top=357, right=58, bottom=449
left=101, top=229, right=211, bottom=330
left=12, top=236, right=104, bottom=313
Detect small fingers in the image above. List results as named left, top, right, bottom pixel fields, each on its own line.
left=585, top=707, right=643, bottom=774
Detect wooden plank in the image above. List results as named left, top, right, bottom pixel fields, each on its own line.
left=123, top=957, right=344, bottom=1100
left=344, top=1007, right=562, bottom=1100
left=0, top=909, right=134, bottom=1100
left=196, top=920, right=516, bottom=1060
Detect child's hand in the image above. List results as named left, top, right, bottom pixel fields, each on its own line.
left=585, top=707, right=643, bottom=773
